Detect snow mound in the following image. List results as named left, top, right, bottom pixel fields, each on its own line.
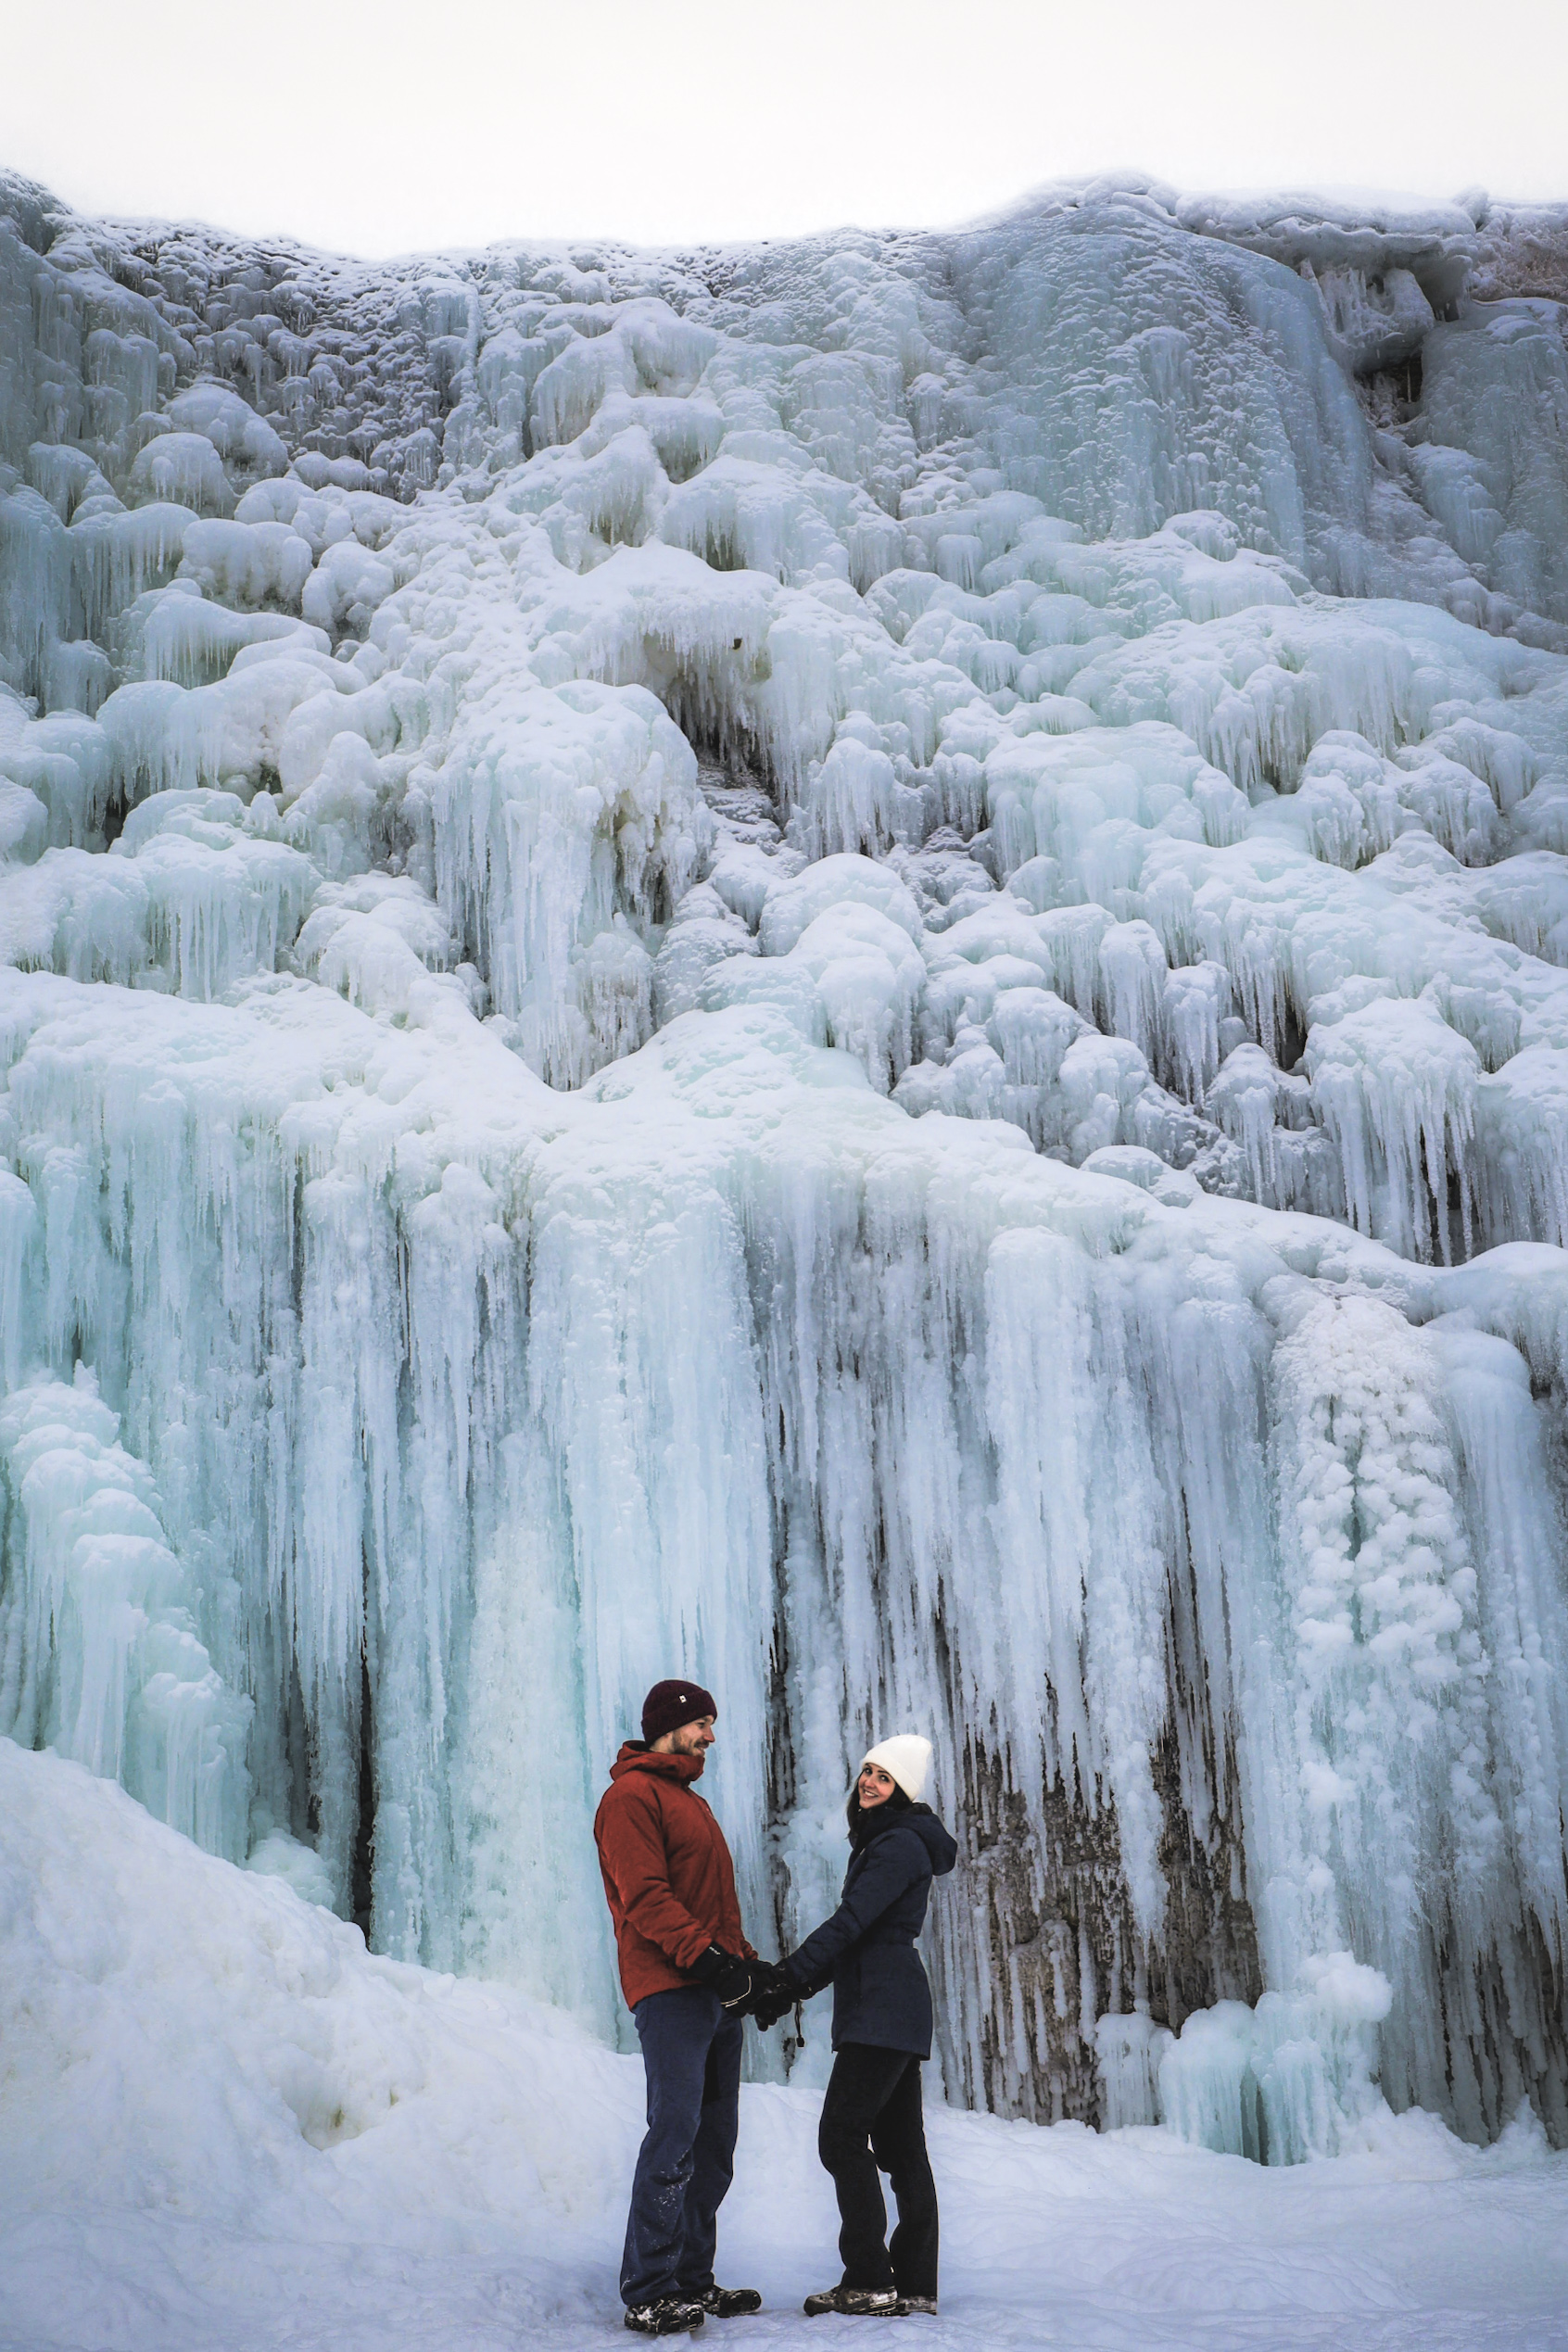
left=5, top=1738, right=1567, bottom=2352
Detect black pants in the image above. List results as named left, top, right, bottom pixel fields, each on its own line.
left=817, top=2043, right=939, bottom=2300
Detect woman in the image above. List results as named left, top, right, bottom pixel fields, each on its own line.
left=756, top=1733, right=957, bottom=2319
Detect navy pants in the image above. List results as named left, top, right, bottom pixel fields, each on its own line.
left=622, top=1986, right=744, bottom=2308
left=817, top=2043, right=939, bottom=2300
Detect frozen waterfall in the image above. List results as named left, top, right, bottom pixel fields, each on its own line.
left=3, top=164, right=1568, bottom=2160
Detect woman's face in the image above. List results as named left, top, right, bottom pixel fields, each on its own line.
left=858, top=1763, right=897, bottom=1810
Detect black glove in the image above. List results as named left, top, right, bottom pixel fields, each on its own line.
left=751, top=1984, right=796, bottom=2030
left=689, top=1944, right=755, bottom=2006
left=749, top=1959, right=802, bottom=2030
left=736, top=1958, right=784, bottom=2017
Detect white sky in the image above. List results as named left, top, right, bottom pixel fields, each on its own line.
left=2, top=0, right=1563, bottom=259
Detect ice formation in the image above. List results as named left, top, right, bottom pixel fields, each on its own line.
left=3, top=164, right=1568, bottom=2158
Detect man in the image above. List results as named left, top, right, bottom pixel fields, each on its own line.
left=594, top=1677, right=776, bottom=2338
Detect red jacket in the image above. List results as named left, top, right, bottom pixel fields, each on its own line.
left=594, top=1744, right=755, bottom=2010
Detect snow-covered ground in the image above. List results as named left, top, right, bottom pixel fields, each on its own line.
left=4, top=1739, right=1566, bottom=2352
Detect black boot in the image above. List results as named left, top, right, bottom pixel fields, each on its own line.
left=694, top=2286, right=763, bottom=2316
left=803, top=2286, right=902, bottom=2317
left=624, top=2296, right=708, bottom=2335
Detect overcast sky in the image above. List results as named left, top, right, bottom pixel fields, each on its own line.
left=3, top=0, right=1563, bottom=258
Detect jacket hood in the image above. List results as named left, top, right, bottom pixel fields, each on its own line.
left=858, top=1799, right=957, bottom=1875
left=902, top=1803, right=958, bottom=1875
left=610, top=1741, right=706, bottom=1784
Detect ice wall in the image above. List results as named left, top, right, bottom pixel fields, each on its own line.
left=2, top=163, right=1568, bottom=2155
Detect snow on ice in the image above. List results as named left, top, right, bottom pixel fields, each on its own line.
left=3, top=158, right=1568, bottom=2236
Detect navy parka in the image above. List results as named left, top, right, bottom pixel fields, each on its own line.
left=782, top=1802, right=957, bottom=2056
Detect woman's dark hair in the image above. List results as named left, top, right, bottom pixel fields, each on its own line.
left=847, top=1779, right=913, bottom=1841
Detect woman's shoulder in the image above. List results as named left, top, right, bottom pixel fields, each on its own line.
left=858, top=1810, right=935, bottom=1865
left=879, top=1807, right=957, bottom=1876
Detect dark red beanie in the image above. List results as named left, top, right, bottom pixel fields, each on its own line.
left=641, top=1678, right=717, bottom=1744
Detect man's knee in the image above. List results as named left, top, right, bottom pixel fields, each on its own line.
left=637, top=2068, right=701, bottom=2160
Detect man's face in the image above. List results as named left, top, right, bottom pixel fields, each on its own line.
left=657, top=1714, right=716, bottom=1765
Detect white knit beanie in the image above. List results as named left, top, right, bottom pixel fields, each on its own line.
left=859, top=1734, right=932, bottom=1802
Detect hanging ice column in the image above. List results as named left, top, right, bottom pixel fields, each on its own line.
left=2, top=164, right=1568, bottom=2156
left=0, top=1369, right=251, bottom=1859
left=700, top=1085, right=1568, bottom=2145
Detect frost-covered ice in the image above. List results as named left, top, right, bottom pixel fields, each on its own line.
left=5, top=1742, right=1568, bottom=2352
left=3, top=160, right=1568, bottom=2179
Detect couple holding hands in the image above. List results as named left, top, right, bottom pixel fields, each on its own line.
left=594, top=1678, right=957, bottom=2336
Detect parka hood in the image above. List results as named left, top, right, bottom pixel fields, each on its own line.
left=858, top=1799, right=956, bottom=1875
left=610, top=1740, right=706, bottom=1784
left=904, top=1803, right=958, bottom=1875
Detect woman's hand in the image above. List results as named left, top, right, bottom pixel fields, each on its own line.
left=750, top=1982, right=796, bottom=2030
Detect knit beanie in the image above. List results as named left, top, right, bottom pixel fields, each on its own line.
left=641, top=1678, right=718, bottom=1744
left=860, top=1734, right=932, bottom=1802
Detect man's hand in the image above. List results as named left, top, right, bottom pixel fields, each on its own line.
left=734, top=1958, right=782, bottom=2016
left=689, top=1944, right=756, bottom=2006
